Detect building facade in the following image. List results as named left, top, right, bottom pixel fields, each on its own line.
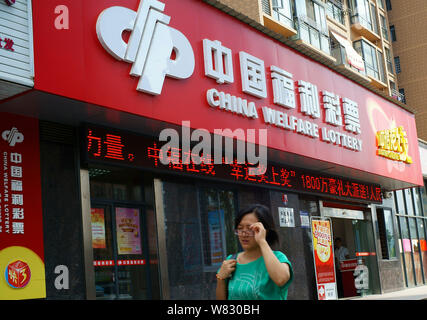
left=215, top=0, right=402, bottom=103
left=386, top=0, right=427, bottom=141
left=0, top=0, right=424, bottom=300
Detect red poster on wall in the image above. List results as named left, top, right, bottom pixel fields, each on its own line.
left=0, top=112, right=45, bottom=300
left=311, top=217, right=337, bottom=300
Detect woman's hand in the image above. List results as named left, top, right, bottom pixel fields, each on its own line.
left=250, top=222, right=267, bottom=245
left=217, top=259, right=237, bottom=280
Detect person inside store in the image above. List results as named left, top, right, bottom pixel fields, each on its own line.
left=216, top=204, right=293, bottom=300
left=334, top=237, right=350, bottom=262
left=334, top=237, right=350, bottom=298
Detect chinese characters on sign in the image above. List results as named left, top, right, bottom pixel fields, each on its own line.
left=85, top=126, right=382, bottom=203
left=6, top=260, right=30, bottom=289
left=202, top=39, right=363, bottom=153
left=376, top=126, right=412, bottom=164
left=5, top=0, right=16, bottom=6
left=2, top=149, right=25, bottom=235
left=87, top=130, right=135, bottom=162
left=278, top=207, right=295, bottom=228
left=0, top=113, right=46, bottom=299
left=0, top=37, right=14, bottom=52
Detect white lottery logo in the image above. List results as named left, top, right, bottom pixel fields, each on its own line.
left=96, top=0, right=195, bottom=95
left=2, top=127, right=24, bottom=147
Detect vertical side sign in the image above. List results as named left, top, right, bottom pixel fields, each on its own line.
left=0, top=113, right=45, bottom=299
left=311, top=217, right=337, bottom=300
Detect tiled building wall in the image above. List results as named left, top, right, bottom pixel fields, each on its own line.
left=387, top=0, right=427, bottom=140
left=216, top=0, right=262, bottom=23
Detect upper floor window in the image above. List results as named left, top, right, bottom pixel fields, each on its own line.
left=271, top=0, right=294, bottom=28
left=348, top=0, right=379, bottom=35
left=385, top=47, right=393, bottom=74
left=394, top=56, right=401, bottom=73
left=294, top=0, right=330, bottom=55
left=354, top=39, right=385, bottom=82
left=380, top=14, right=389, bottom=41
left=390, top=25, right=396, bottom=41
left=326, top=0, right=344, bottom=25
left=385, top=0, right=392, bottom=10
left=398, top=88, right=406, bottom=104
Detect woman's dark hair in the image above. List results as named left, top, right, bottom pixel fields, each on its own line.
left=234, top=204, right=279, bottom=246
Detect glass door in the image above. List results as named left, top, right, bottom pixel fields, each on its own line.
left=352, top=217, right=381, bottom=295
left=91, top=203, right=151, bottom=300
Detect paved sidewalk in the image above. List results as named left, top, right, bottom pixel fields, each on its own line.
left=350, top=285, right=427, bottom=300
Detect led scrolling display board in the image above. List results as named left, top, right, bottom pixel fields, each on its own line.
left=82, top=125, right=382, bottom=204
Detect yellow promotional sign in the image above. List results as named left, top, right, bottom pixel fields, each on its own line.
left=376, top=126, right=412, bottom=164
left=0, top=246, right=46, bottom=300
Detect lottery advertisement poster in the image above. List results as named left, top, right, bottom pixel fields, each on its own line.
left=311, top=217, right=337, bottom=300
left=91, top=208, right=106, bottom=249
left=115, top=207, right=142, bottom=255
left=0, top=113, right=46, bottom=300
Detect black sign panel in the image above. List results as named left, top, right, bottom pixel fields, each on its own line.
left=81, top=124, right=382, bottom=203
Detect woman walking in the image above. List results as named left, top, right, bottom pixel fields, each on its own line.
left=216, top=204, right=293, bottom=300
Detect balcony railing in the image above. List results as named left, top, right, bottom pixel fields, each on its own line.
left=262, top=0, right=297, bottom=37
left=294, top=15, right=331, bottom=56
left=330, top=41, right=365, bottom=75
left=272, top=7, right=294, bottom=28
left=350, top=13, right=380, bottom=42
left=391, top=89, right=406, bottom=104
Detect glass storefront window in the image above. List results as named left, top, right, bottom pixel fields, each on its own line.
left=90, top=167, right=144, bottom=202
left=399, top=217, right=415, bottom=287
left=92, top=205, right=116, bottom=299
left=409, top=219, right=423, bottom=284
left=404, top=189, right=415, bottom=216
left=89, top=167, right=156, bottom=300
left=198, top=188, right=238, bottom=270
left=413, top=188, right=423, bottom=216
left=421, top=182, right=427, bottom=217
left=395, top=186, right=427, bottom=288
left=162, top=181, right=205, bottom=299
left=419, top=219, right=427, bottom=281
left=395, top=190, right=405, bottom=214
left=161, top=181, right=239, bottom=299
left=219, top=190, right=239, bottom=256
left=377, top=208, right=396, bottom=259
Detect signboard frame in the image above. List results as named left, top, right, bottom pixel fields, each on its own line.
left=310, top=217, right=338, bottom=300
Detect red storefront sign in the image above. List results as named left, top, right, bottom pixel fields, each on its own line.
left=0, top=113, right=45, bottom=299
left=31, top=0, right=422, bottom=187
left=311, top=218, right=337, bottom=300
